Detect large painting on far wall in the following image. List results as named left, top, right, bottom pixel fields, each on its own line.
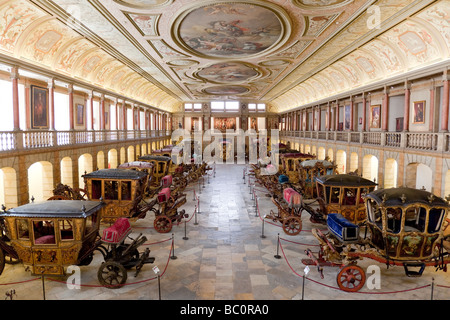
left=413, top=101, right=425, bottom=124
left=214, top=117, right=236, bottom=130
left=31, top=85, right=48, bottom=129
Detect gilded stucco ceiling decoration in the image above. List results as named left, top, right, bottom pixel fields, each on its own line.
left=0, top=0, right=448, bottom=113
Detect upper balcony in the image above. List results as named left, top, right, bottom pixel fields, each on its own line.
left=0, top=129, right=171, bottom=155
left=280, top=130, right=450, bottom=155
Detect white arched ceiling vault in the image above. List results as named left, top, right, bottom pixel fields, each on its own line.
left=0, top=0, right=180, bottom=112
left=273, top=0, right=450, bottom=112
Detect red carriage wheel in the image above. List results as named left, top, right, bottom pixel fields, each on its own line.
left=154, top=215, right=173, bottom=233
left=282, top=216, right=302, bottom=236
left=336, top=265, right=366, bottom=292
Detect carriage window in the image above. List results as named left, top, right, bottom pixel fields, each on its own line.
left=367, top=200, right=382, bottom=228
left=104, top=180, right=118, bottom=200
left=404, top=206, right=426, bottom=233
left=59, top=220, right=74, bottom=240
left=33, top=220, right=56, bottom=244
left=330, top=187, right=340, bottom=204
left=342, top=188, right=357, bottom=205
left=121, top=181, right=132, bottom=200
left=92, top=180, right=102, bottom=199
left=317, top=184, right=324, bottom=199
left=16, top=219, right=29, bottom=240
left=386, top=207, right=402, bottom=233
left=85, top=214, right=97, bottom=235
left=158, top=162, right=165, bottom=174
left=428, top=208, right=445, bottom=233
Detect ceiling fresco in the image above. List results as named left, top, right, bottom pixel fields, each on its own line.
left=0, top=0, right=448, bottom=113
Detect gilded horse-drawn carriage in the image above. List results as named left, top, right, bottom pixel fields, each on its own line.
left=298, top=159, right=337, bottom=199
left=303, top=187, right=450, bottom=292
left=0, top=200, right=154, bottom=288
left=82, top=169, right=154, bottom=223
left=279, top=153, right=316, bottom=184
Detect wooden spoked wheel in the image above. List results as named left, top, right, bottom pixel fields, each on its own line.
left=282, top=216, right=302, bottom=236
left=154, top=215, right=173, bottom=233
left=336, top=265, right=366, bottom=292
left=97, top=261, right=127, bottom=289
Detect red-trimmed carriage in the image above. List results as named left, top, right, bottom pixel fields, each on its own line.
left=302, top=187, right=450, bottom=292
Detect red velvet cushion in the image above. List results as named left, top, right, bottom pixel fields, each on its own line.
left=35, top=235, right=56, bottom=244
left=102, top=218, right=131, bottom=244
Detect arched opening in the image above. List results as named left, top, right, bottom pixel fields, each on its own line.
left=349, top=152, right=358, bottom=174
left=318, top=147, right=325, bottom=160
left=336, top=150, right=346, bottom=174
left=108, top=149, right=118, bottom=168
left=97, top=151, right=105, bottom=170
left=120, top=147, right=126, bottom=164
left=0, top=167, right=18, bottom=209
left=60, top=157, right=73, bottom=187
left=28, top=161, right=53, bottom=202
left=311, top=146, right=317, bottom=156
left=127, top=146, right=135, bottom=162
left=406, top=163, right=433, bottom=192
left=327, top=149, right=334, bottom=162
left=141, top=143, right=147, bottom=156
left=384, top=159, right=398, bottom=189
left=362, top=155, right=378, bottom=183
left=78, top=154, right=93, bottom=189
left=304, top=145, right=311, bottom=154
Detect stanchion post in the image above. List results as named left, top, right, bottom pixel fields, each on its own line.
left=192, top=189, right=196, bottom=201
left=199, top=178, right=202, bottom=194
left=194, top=205, right=198, bottom=225
left=302, top=266, right=310, bottom=300
left=197, top=196, right=201, bottom=214
left=431, top=277, right=435, bottom=300
left=41, top=274, right=46, bottom=300
left=153, top=266, right=161, bottom=300
left=261, top=215, right=266, bottom=239
left=254, top=195, right=258, bottom=217
left=274, top=233, right=281, bottom=259
left=171, top=233, right=177, bottom=260
left=183, top=220, right=189, bottom=240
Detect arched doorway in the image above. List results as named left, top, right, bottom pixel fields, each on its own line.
left=28, top=161, right=53, bottom=202
left=336, top=150, right=346, bottom=174
left=60, top=157, right=73, bottom=187
left=108, top=149, right=118, bottom=168
left=350, top=152, right=358, bottom=174
left=0, top=167, right=18, bottom=209
left=384, top=159, right=398, bottom=189
left=78, top=153, right=93, bottom=189
left=363, top=155, right=378, bottom=183
left=406, top=163, right=432, bottom=192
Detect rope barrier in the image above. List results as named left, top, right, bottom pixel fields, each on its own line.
left=278, top=237, right=435, bottom=295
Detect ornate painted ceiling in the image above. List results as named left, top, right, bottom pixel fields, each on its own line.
left=0, top=0, right=448, bottom=113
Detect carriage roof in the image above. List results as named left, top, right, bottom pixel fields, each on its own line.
left=1, top=200, right=104, bottom=218
left=300, top=159, right=334, bottom=167
left=82, top=168, right=148, bottom=180
left=117, top=161, right=154, bottom=170
left=138, top=155, right=172, bottom=162
left=315, top=174, right=377, bottom=187
left=364, top=187, right=449, bottom=208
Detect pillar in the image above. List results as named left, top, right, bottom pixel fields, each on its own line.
left=11, top=66, right=20, bottom=131
left=403, top=81, right=410, bottom=132
left=68, top=83, right=74, bottom=130
left=382, top=87, right=389, bottom=131
left=441, top=71, right=449, bottom=132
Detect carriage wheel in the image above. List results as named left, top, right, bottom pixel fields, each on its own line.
left=336, top=265, right=366, bottom=292
left=97, top=261, right=128, bottom=289
left=0, top=249, right=5, bottom=276
left=282, top=216, right=302, bottom=236
left=154, top=215, right=173, bottom=233
left=73, top=188, right=88, bottom=200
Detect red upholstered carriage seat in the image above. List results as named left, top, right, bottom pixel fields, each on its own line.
left=283, top=188, right=302, bottom=207
left=161, top=175, right=172, bottom=187
left=102, top=218, right=131, bottom=244
left=35, top=235, right=56, bottom=244
left=157, top=187, right=171, bottom=203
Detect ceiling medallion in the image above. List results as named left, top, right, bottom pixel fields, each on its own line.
left=196, top=62, right=259, bottom=84
left=173, top=1, right=290, bottom=59
left=203, top=85, right=249, bottom=95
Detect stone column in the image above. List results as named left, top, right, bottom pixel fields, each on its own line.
left=403, top=81, right=411, bottom=132
left=441, top=71, right=449, bottom=132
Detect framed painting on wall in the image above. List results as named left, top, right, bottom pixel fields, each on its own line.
left=413, top=101, right=425, bottom=124
left=76, top=103, right=84, bottom=126
left=370, top=104, right=381, bottom=128
left=344, top=105, right=351, bottom=130
left=31, top=85, right=49, bottom=129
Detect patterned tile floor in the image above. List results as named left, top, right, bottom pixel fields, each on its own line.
left=1, top=164, right=450, bottom=301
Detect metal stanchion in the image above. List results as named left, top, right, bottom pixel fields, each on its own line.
left=261, top=215, right=266, bottom=239
left=431, top=278, right=435, bottom=300
left=274, top=233, right=281, bottom=259
left=194, top=205, right=198, bottom=225
left=183, top=220, right=189, bottom=240
left=197, top=196, right=201, bottom=214
left=41, top=274, right=46, bottom=300
left=254, top=195, right=258, bottom=217
left=171, top=233, right=177, bottom=260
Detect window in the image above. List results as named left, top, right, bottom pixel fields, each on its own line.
left=121, top=181, right=132, bottom=200
left=33, top=220, right=56, bottom=244
left=184, top=103, right=192, bottom=111
left=211, top=101, right=224, bottom=111
left=193, top=103, right=202, bottom=111
left=91, top=180, right=102, bottom=199
left=59, top=220, right=74, bottom=240
left=225, top=101, right=239, bottom=112
left=185, top=103, right=202, bottom=112
left=330, top=187, right=341, bottom=204
left=249, top=103, right=256, bottom=111
left=257, top=103, right=266, bottom=112
left=104, top=180, right=118, bottom=200
left=17, top=219, right=29, bottom=240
